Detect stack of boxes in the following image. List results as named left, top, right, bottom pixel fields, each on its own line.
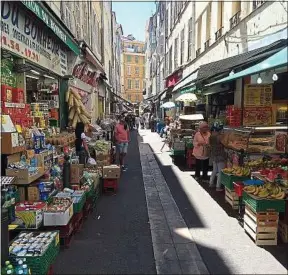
left=102, top=165, right=121, bottom=193
left=226, top=105, right=242, bottom=127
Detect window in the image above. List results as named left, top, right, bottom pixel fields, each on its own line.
left=216, top=1, right=224, bottom=40
left=135, top=66, right=139, bottom=75
left=169, top=47, right=173, bottom=73
left=127, top=66, right=131, bottom=75
left=230, top=1, right=241, bottom=29
left=128, top=79, right=132, bottom=89
left=165, top=9, right=169, bottom=38
left=196, top=16, right=202, bottom=54
left=127, top=55, right=132, bottom=62
left=135, top=80, right=140, bottom=89
left=188, top=17, right=193, bottom=60
left=174, top=37, right=179, bottom=69
left=253, top=0, right=265, bottom=10
left=180, top=28, right=185, bottom=65
left=135, top=56, right=139, bottom=63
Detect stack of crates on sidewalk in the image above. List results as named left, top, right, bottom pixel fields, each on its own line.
left=243, top=191, right=286, bottom=246
left=221, top=172, right=249, bottom=210
left=102, top=165, right=121, bottom=194
left=278, top=201, right=288, bottom=243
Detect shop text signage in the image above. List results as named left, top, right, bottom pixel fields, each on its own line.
left=244, top=84, right=273, bottom=107
left=21, top=0, right=79, bottom=55
left=243, top=107, right=272, bottom=126
left=72, top=62, right=99, bottom=88
left=1, top=1, right=67, bottom=76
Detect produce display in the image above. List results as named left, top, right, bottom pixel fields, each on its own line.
left=222, top=167, right=251, bottom=177
left=66, top=88, right=91, bottom=128
left=243, top=182, right=286, bottom=200
left=9, top=231, right=58, bottom=257
left=44, top=198, right=72, bottom=212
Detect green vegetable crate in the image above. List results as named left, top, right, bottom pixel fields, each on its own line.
left=221, top=172, right=250, bottom=190
left=9, top=231, right=60, bottom=275
left=243, top=191, right=286, bottom=212
left=73, top=194, right=86, bottom=213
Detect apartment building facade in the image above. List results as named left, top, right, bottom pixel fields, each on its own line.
left=121, top=36, right=146, bottom=103
left=146, top=1, right=287, bottom=103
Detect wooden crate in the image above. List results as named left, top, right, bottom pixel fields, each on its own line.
left=244, top=205, right=278, bottom=246
left=278, top=221, right=288, bottom=243
left=225, top=187, right=239, bottom=210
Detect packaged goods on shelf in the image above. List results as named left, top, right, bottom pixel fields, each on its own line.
left=9, top=231, right=59, bottom=257
left=14, top=201, right=47, bottom=229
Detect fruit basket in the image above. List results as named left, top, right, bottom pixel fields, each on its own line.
left=243, top=191, right=286, bottom=212
left=221, top=171, right=250, bottom=190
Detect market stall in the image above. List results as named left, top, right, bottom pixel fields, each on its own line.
left=1, top=113, right=122, bottom=274
left=219, top=125, right=288, bottom=245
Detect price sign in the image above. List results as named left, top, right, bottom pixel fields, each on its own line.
left=244, top=85, right=272, bottom=107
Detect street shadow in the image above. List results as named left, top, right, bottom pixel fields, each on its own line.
left=138, top=135, right=234, bottom=274
left=139, top=132, right=288, bottom=272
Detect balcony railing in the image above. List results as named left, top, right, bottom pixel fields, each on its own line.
left=215, top=27, right=223, bottom=41
left=229, top=11, right=241, bottom=29
left=204, top=39, right=210, bottom=51
left=196, top=48, right=201, bottom=57
left=253, top=0, right=265, bottom=10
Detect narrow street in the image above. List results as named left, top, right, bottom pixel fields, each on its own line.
left=54, top=130, right=287, bottom=274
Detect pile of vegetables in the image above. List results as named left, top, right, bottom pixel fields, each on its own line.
left=66, top=88, right=91, bottom=128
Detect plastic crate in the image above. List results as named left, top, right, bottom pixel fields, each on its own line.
left=243, top=191, right=286, bottom=213
left=9, top=231, right=59, bottom=275
left=234, top=181, right=244, bottom=197
left=73, top=193, right=86, bottom=213
left=221, top=172, right=250, bottom=190
left=170, top=150, right=185, bottom=156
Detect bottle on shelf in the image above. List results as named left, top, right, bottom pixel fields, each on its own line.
left=22, top=264, right=28, bottom=275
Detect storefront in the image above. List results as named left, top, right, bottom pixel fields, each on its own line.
left=1, top=1, right=79, bottom=130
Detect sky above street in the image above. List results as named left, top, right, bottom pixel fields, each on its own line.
left=112, top=1, right=156, bottom=41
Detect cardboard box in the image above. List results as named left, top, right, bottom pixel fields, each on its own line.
left=96, top=152, right=109, bottom=161
left=97, top=160, right=110, bottom=167
left=6, top=167, right=44, bottom=185
left=103, top=165, right=121, bottom=179
left=27, top=186, right=40, bottom=201
left=15, top=208, right=44, bottom=229
left=43, top=202, right=73, bottom=226
left=70, top=164, right=84, bottom=184
left=1, top=132, right=25, bottom=154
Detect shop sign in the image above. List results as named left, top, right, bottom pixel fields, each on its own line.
left=1, top=1, right=67, bottom=76
left=72, top=62, right=99, bottom=88
left=165, top=70, right=183, bottom=88
left=244, top=84, right=273, bottom=107
left=180, top=86, right=196, bottom=94
left=243, top=107, right=272, bottom=126
left=21, top=0, right=80, bottom=55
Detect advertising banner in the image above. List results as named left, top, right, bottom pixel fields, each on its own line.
left=244, top=84, right=273, bottom=107
left=1, top=1, right=67, bottom=76
left=243, top=107, right=272, bottom=126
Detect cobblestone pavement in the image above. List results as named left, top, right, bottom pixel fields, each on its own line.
left=139, top=129, right=287, bottom=275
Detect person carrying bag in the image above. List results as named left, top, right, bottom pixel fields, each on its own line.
left=193, top=121, right=211, bottom=182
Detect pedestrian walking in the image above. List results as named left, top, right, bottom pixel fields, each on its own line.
left=135, top=115, right=140, bottom=130
left=209, top=123, right=226, bottom=191
left=114, top=116, right=130, bottom=171
left=75, top=122, right=91, bottom=164
left=140, top=116, right=144, bottom=129
left=193, top=121, right=211, bottom=182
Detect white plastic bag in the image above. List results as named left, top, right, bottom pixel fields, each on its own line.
left=87, top=157, right=97, bottom=165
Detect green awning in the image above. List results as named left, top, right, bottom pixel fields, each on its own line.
left=21, top=1, right=80, bottom=55
left=180, top=84, right=196, bottom=94
left=206, top=47, right=288, bottom=87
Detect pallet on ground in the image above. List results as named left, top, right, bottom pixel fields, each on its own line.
left=225, top=187, right=240, bottom=210
left=243, top=205, right=279, bottom=246
left=278, top=220, right=288, bottom=243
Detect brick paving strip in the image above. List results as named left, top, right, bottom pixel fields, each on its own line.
left=138, top=138, right=209, bottom=274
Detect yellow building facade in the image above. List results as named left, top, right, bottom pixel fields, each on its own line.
left=121, top=39, right=145, bottom=103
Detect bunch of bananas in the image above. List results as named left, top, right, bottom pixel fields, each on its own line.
left=222, top=167, right=251, bottom=177
left=16, top=211, right=36, bottom=228
left=244, top=183, right=286, bottom=200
